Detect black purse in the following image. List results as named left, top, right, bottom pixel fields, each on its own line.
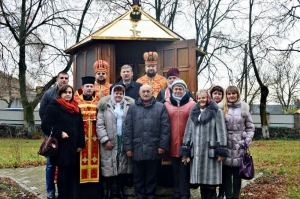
left=38, top=128, right=58, bottom=157
left=239, top=141, right=255, bottom=180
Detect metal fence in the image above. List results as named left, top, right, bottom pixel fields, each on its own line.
left=0, top=109, right=41, bottom=126
left=0, top=109, right=295, bottom=128
left=251, top=114, right=294, bottom=128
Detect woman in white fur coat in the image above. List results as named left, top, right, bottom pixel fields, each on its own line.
left=180, top=89, right=229, bottom=199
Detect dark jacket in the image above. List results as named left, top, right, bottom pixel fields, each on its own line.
left=41, top=99, right=85, bottom=167
left=39, top=86, right=59, bottom=119
left=156, top=88, right=195, bottom=102
left=110, top=80, right=142, bottom=100
left=123, top=97, right=170, bottom=161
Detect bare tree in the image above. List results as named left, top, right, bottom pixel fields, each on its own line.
left=269, top=0, right=300, bottom=55
left=270, top=59, right=300, bottom=111
left=248, top=0, right=271, bottom=138
left=189, top=0, right=241, bottom=81
left=0, top=0, right=93, bottom=136
left=99, top=0, right=182, bottom=29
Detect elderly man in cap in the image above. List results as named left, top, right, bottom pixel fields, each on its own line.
left=157, top=68, right=194, bottom=102
left=137, top=52, right=167, bottom=98
left=123, top=84, right=170, bottom=199
left=93, top=60, right=112, bottom=99
left=74, top=76, right=103, bottom=199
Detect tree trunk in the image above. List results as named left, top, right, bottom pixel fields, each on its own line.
left=19, top=0, right=36, bottom=137
left=248, top=0, right=269, bottom=138
left=260, top=86, right=269, bottom=138
left=23, top=105, right=35, bottom=138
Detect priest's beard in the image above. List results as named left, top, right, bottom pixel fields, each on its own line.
left=146, top=72, right=156, bottom=78
left=96, top=79, right=106, bottom=84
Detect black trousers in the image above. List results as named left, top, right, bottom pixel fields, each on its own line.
left=171, top=157, right=190, bottom=199
left=223, top=165, right=242, bottom=198
left=57, top=166, right=72, bottom=199
left=133, top=159, right=161, bottom=199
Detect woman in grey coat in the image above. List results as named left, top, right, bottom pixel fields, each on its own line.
left=218, top=86, right=254, bottom=199
left=96, top=85, right=134, bottom=199
left=180, top=89, right=229, bottom=199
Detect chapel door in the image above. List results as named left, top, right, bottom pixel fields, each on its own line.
left=157, top=39, right=198, bottom=97
left=73, top=43, right=116, bottom=89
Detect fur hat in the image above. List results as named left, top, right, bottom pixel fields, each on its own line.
left=167, top=68, right=179, bottom=78
left=171, top=79, right=187, bottom=90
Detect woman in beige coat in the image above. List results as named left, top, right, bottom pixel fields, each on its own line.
left=96, top=85, right=134, bottom=199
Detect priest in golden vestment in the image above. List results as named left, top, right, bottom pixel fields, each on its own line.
left=74, top=76, right=103, bottom=199
left=136, top=51, right=167, bottom=98
left=93, top=60, right=112, bottom=99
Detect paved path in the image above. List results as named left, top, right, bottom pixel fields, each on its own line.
left=0, top=166, right=261, bottom=199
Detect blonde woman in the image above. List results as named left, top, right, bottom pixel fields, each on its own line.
left=218, top=86, right=254, bottom=199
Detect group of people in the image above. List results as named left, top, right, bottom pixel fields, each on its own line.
left=39, top=51, right=254, bottom=199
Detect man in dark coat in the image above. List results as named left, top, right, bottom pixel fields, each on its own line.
left=39, top=71, right=69, bottom=199
left=110, top=64, right=142, bottom=100
left=123, top=84, right=170, bottom=199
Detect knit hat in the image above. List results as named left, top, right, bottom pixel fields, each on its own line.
left=210, top=86, right=224, bottom=98
left=167, top=68, right=179, bottom=78
left=171, top=79, right=187, bottom=90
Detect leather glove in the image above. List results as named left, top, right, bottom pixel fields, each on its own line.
left=182, top=156, right=190, bottom=165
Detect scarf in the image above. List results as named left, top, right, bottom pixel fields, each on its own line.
left=56, top=98, right=79, bottom=114
left=142, top=100, right=150, bottom=106
left=172, top=92, right=186, bottom=104
left=113, top=103, right=124, bottom=136
left=198, top=107, right=206, bottom=121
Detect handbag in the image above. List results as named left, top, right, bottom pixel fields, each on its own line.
left=239, top=141, right=255, bottom=180
left=38, top=128, right=58, bottom=157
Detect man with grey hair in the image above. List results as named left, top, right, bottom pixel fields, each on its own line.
left=110, top=64, right=142, bottom=100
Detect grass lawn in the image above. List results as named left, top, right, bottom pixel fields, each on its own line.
left=240, top=140, right=300, bottom=199
left=0, top=138, right=46, bottom=168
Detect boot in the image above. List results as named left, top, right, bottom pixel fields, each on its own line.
left=105, top=177, right=113, bottom=199
left=206, top=188, right=217, bottom=199
left=116, top=175, right=127, bottom=199
left=200, top=187, right=207, bottom=199
left=217, top=185, right=225, bottom=199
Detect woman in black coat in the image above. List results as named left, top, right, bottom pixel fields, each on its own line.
left=41, top=85, right=85, bottom=199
